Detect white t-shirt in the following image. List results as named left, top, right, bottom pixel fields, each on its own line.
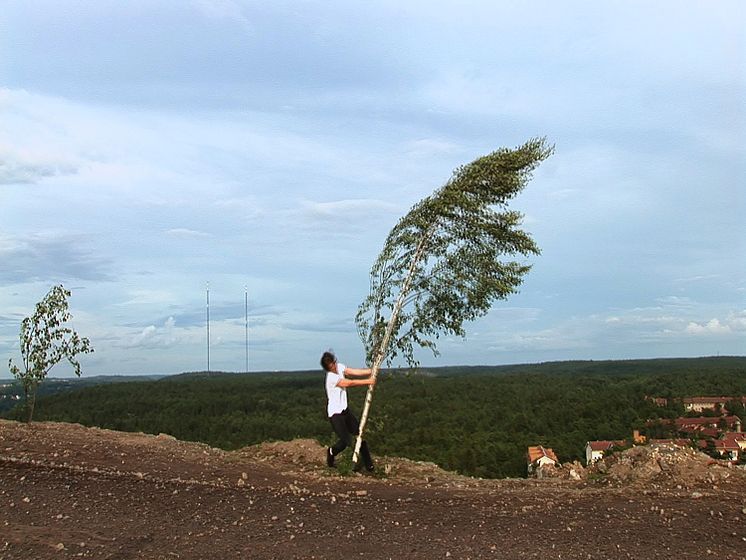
left=325, top=363, right=348, bottom=417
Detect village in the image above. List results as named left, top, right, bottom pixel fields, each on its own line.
left=527, top=396, right=746, bottom=477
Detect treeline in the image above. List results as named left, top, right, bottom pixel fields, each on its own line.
left=4, top=357, right=745, bottom=478
left=0, top=375, right=163, bottom=414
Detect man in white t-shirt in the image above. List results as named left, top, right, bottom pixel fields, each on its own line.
left=320, top=351, right=376, bottom=471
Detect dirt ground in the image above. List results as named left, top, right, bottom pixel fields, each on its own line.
left=1, top=420, right=744, bottom=560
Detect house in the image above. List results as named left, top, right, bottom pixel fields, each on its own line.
left=674, top=415, right=742, bottom=436
left=682, top=397, right=746, bottom=413
left=527, top=446, right=558, bottom=475
left=646, top=396, right=669, bottom=407
left=713, top=433, right=746, bottom=461
left=648, top=396, right=746, bottom=412
left=585, top=440, right=625, bottom=466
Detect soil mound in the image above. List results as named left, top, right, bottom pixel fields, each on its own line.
left=237, top=437, right=480, bottom=487
left=592, top=442, right=739, bottom=488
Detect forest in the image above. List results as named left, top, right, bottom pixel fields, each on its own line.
left=3, top=357, right=745, bottom=479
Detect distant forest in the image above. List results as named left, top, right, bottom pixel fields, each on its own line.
left=3, top=357, right=745, bottom=479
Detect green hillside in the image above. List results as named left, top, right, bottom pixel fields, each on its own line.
left=3, top=357, right=745, bottom=478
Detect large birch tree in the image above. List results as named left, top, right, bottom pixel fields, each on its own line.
left=352, top=137, right=553, bottom=464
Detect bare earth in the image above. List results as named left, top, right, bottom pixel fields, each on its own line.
left=1, top=420, right=744, bottom=560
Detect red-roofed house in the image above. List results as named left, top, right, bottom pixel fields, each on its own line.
left=675, top=416, right=742, bottom=436
left=527, top=446, right=559, bottom=475
left=713, top=433, right=746, bottom=461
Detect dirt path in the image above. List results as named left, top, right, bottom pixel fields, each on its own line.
left=1, top=420, right=744, bottom=559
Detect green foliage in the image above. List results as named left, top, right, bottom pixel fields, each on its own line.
left=725, top=398, right=745, bottom=417
left=356, top=138, right=553, bottom=368
left=7, top=285, right=93, bottom=422
left=6, top=357, right=744, bottom=478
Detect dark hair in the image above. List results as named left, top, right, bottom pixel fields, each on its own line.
left=320, top=351, right=336, bottom=371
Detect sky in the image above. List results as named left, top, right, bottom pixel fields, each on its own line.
left=1, top=0, right=744, bottom=377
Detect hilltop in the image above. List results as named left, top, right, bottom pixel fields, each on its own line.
left=1, top=420, right=744, bottom=559
left=6, top=356, right=746, bottom=479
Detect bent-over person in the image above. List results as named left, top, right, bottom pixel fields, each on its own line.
left=320, top=351, right=375, bottom=471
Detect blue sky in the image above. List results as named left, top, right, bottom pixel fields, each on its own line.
left=1, top=1, right=744, bottom=376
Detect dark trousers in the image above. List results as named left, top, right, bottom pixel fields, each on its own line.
left=329, top=409, right=373, bottom=468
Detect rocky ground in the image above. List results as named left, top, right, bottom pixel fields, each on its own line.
left=1, top=419, right=744, bottom=559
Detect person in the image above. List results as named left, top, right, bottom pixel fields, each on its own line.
left=320, top=350, right=376, bottom=472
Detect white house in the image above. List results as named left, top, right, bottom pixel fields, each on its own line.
left=585, top=440, right=624, bottom=466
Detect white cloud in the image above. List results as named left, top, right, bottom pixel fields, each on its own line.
left=728, top=311, right=746, bottom=332
left=685, top=311, right=746, bottom=336
left=122, top=316, right=179, bottom=349
left=0, top=145, right=79, bottom=185
left=685, top=319, right=731, bottom=336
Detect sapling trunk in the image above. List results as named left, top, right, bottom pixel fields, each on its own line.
left=352, top=235, right=431, bottom=464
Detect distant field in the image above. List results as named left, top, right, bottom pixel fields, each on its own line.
left=3, top=356, right=745, bottom=478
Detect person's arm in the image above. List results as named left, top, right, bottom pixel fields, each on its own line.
left=337, top=376, right=376, bottom=388
left=344, top=367, right=372, bottom=378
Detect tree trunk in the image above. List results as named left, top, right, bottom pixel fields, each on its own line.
left=26, top=381, right=37, bottom=423
left=352, top=235, right=430, bottom=465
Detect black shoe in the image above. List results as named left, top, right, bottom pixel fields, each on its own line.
left=354, top=461, right=375, bottom=473
left=326, top=447, right=335, bottom=468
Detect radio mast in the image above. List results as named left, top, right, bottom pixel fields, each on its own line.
left=244, top=286, right=249, bottom=374
left=206, top=282, right=210, bottom=373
